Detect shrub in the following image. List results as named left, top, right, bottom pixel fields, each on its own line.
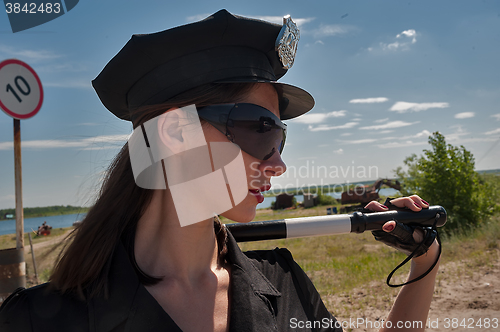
left=394, top=132, right=498, bottom=232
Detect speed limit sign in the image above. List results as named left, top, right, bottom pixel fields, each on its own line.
left=0, top=59, right=43, bottom=119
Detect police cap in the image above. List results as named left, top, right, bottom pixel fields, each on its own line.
left=92, top=9, right=314, bottom=122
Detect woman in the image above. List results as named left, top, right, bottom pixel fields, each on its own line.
left=0, top=10, right=439, bottom=332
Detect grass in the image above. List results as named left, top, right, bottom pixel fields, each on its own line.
left=0, top=227, right=72, bottom=286
left=2, top=206, right=499, bottom=316
left=237, top=207, right=500, bottom=317
left=236, top=207, right=412, bottom=316
left=0, top=227, right=69, bottom=250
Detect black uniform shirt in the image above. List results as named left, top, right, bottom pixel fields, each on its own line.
left=0, top=232, right=342, bottom=331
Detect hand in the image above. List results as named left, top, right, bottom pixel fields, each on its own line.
left=364, top=195, right=437, bottom=257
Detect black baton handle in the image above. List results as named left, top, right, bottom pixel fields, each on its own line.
left=350, top=205, right=446, bottom=233
left=226, top=205, right=446, bottom=242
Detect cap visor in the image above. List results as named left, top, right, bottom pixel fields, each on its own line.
left=215, top=79, right=314, bottom=120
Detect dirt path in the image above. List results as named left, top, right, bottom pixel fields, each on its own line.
left=330, top=252, right=500, bottom=331
left=24, top=230, right=72, bottom=252
left=427, top=256, right=500, bottom=332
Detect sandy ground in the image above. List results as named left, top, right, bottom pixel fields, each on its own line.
left=330, top=252, right=500, bottom=332
left=25, top=230, right=71, bottom=252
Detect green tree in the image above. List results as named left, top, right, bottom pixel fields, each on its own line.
left=394, top=132, right=497, bottom=232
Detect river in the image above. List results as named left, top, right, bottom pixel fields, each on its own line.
left=0, top=188, right=399, bottom=236
left=0, top=213, right=85, bottom=236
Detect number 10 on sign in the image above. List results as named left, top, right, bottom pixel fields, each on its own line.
left=0, top=59, right=43, bottom=120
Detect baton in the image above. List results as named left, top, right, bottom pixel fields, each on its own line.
left=226, top=205, right=446, bottom=242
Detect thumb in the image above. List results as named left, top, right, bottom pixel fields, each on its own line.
left=383, top=220, right=414, bottom=243
left=384, top=220, right=425, bottom=243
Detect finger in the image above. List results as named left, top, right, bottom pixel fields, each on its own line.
left=388, top=197, right=422, bottom=211
left=408, top=195, right=429, bottom=208
left=382, top=220, right=396, bottom=232
left=364, top=201, right=389, bottom=212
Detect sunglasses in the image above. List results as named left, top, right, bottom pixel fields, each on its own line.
left=197, top=103, right=287, bottom=160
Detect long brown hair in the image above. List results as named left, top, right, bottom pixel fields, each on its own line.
left=50, top=83, right=257, bottom=299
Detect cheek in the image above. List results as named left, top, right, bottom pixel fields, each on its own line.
left=243, top=153, right=262, bottom=184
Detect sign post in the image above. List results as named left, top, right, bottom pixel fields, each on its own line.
left=0, top=59, right=43, bottom=297
left=13, top=118, right=23, bottom=249
left=0, top=59, right=43, bottom=248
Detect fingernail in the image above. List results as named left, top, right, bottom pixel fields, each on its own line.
left=422, top=200, right=429, bottom=206
left=415, top=202, right=421, bottom=208
left=382, top=205, right=388, bottom=209
left=385, top=224, right=395, bottom=232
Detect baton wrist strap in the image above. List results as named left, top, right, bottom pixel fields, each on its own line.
left=386, top=214, right=442, bottom=288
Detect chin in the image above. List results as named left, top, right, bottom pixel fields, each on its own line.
left=221, top=194, right=257, bottom=223
left=221, top=208, right=256, bottom=223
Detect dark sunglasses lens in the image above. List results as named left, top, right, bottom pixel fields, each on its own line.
left=228, top=104, right=286, bottom=160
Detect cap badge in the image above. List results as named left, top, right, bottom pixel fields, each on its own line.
left=275, top=15, right=300, bottom=70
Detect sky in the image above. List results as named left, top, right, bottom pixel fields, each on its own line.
left=0, top=0, right=499, bottom=209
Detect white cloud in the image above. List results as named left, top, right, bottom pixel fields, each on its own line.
left=349, top=97, right=389, bottom=104
left=44, top=81, right=92, bottom=89
left=378, top=141, right=427, bottom=149
left=308, top=122, right=358, bottom=131
left=340, top=133, right=352, bottom=136
left=313, top=24, right=358, bottom=38
left=389, top=102, right=449, bottom=113
left=377, top=126, right=498, bottom=149
left=337, top=139, right=377, bottom=144
left=359, top=121, right=419, bottom=130
left=255, top=16, right=315, bottom=27
left=440, top=126, right=497, bottom=144
left=374, top=118, right=389, bottom=123
left=376, top=29, right=418, bottom=52
left=186, top=14, right=315, bottom=27
left=491, top=113, right=500, bottom=121
left=293, top=110, right=346, bottom=124
left=0, top=135, right=130, bottom=151
left=380, top=130, right=431, bottom=141
left=186, top=13, right=210, bottom=21
left=397, top=29, right=417, bottom=43
left=411, top=130, right=432, bottom=138
left=485, top=128, right=500, bottom=135
left=454, top=112, right=475, bottom=119
left=333, top=148, right=344, bottom=154
left=0, top=44, right=62, bottom=62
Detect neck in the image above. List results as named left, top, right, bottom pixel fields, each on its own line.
left=134, top=189, right=221, bottom=285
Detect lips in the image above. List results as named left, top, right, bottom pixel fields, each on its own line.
left=249, top=184, right=271, bottom=204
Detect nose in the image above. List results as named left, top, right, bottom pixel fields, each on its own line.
left=259, top=151, right=287, bottom=178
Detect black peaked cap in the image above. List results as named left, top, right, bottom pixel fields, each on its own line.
left=92, top=9, right=314, bottom=122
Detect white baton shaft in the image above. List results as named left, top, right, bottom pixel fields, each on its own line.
left=226, top=205, right=446, bottom=242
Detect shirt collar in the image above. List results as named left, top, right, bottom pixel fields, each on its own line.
left=90, top=230, right=281, bottom=332
left=225, top=230, right=281, bottom=297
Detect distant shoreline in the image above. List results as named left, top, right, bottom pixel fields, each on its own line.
left=0, top=206, right=89, bottom=221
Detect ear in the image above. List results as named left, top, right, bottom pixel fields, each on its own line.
left=157, top=108, right=185, bottom=155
